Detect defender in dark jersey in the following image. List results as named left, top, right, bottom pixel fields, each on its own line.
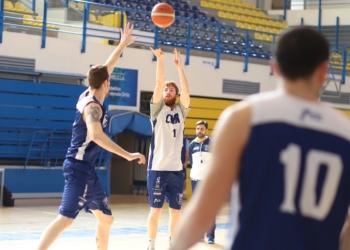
left=170, top=27, right=350, bottom=250
left=36, top=23, right=145, bottom=250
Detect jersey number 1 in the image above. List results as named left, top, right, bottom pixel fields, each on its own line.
left=173, top=129, right=176, bottom=138
left=279, top=143, right=343, bottom=220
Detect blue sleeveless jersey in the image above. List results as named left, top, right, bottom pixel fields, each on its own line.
left=226, top=91, right=350, bottom=250
left=65, top=89, right=108, bottom=166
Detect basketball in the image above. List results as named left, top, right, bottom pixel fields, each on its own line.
left=151, top=3, right=175, bottom=28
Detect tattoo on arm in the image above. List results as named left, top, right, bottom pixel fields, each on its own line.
left=86, top=105, right=101, bottom=123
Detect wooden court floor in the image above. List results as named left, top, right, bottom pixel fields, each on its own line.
left=0, top=195, right=231, bottom=250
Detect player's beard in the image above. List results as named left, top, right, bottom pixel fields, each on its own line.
left=164, top=96, right=176, bottom=106
left=197, top=133, right=205, bottom=139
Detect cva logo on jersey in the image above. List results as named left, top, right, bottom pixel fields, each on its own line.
left=166, top=113, right=180, bottom=124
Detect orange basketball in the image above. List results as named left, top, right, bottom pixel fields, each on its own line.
left=151, top=3, right=175, bottom=28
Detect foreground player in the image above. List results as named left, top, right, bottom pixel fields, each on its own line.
left=147, top=47, right=190, bottom=250
left=170, top=27, right=350, bottom=250
left=36, top=23, right=145, bottom=250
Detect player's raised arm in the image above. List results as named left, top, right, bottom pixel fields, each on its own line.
left=170, top=102, right=251, bottom=250
left=173, top=49, right=190, bottom=108
left=83, top=102, right=146, bottom=164
left=104, top=23, right=139, bottom=76
left=150, top=47, right=165, bottom=104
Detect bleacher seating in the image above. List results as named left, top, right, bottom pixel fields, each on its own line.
left=79, top=0, right=274, bottom=60
left=0, top=80, right=85, bottom=167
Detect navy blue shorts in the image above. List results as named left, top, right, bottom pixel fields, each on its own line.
left=59, top=159, right=112, bottom=219
left=147, top=170, right=184, bottom=210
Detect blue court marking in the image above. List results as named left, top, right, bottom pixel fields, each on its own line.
left=0, top=223, right=229, bottom=241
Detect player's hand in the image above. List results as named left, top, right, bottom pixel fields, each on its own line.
left=183, top=162, right=187, bottom=168
left=173, top=48, right=182, bottom=69
left=120, top=22, right=139, bottom=46
left=150, top=47, right=164, bottom=59
left=129, top=153, right=146, bottom=164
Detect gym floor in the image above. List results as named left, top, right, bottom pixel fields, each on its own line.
left=0, top=195, right=231, bottom=250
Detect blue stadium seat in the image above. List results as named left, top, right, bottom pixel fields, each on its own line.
left=221, top=26, right=227, bottom=34
left=192, top=13, right=199, bottom=20
left=173, top=19, right=181, bottom=27
left=174, top=38, right=186, bottom=47
left=182, top=20, right=189, bottom=28
left=136, top=4, right=144, bottom=11
left=204, top=43, right=214, bottom=51
left=211, top=25, right=218, bottom=32
left=231, top=46, right=241, bottom=55
left=104, top=0, right=114, bottom=5
left=192, top=31, right=202, bottom=39
left=230, top=36, right=237, bottom=45
left=221, top=35, right=229, bottom=43
left=174, top=2, right=182, bottom=10
left=165, top=27, right=173, bottom=34
left=183, top=4, right=190, bottom=11
left=183, top=11, right=191, bottom=19
left=249, top=48, right=258, bottom=57
left=212, top=34, right=218, bottom=42
left=203, top=32, right=211, bottom=40
left=174, top=28, right=183, bottom=36
left=144, top=14, right=151, bottom=21
left=201, top=23, right=209, bottom=31
left=145, top=5, right=152, bottom=11
left=175, top=10, right=182, bottom=17
left=163, top=36, right=174, bottom=45
left=133, top=22, right=141, bottom=29
left=210, top=17, right=217, bottom=23
left=125, top=2, right=134, bottom=8
left=115, top=1, right=124, bottom=8
left=125, top=11, right=134, bottom=20
left=222, top=45, right=231, bottom=54
left=192, top=22, right=200, bottom=30
left=192, top=6, right=200, bottom=12
left=142, top=23, right=154, bottom=32
left=145, top=0, right=155, bottom=5
left=228, top=27, right=235, bottom=35
left=134, top=12, right=143, bottom=20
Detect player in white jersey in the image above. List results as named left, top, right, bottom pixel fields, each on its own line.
left=170, top=27, right=350, bottom=250
left=36, top=23, right=145, bottom=250
left=146, top=47, right=190, bottom=250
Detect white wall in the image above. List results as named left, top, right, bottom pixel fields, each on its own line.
left=0, top=31, right=350, bottom=110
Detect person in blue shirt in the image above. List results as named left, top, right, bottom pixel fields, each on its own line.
left=36, top=23, right=145, bottom=250
left=188, top=120, right=215, bottom=244
left=171, top=27, right=350, bottom=250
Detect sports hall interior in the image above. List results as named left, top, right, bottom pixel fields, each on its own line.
left=1, top=0, right=350, bottom=249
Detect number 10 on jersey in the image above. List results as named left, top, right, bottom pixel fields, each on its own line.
left=279, top=143, right=343, bottom=220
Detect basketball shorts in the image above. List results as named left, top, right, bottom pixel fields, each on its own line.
left=59, top=159, right=112, bottom=219
left=147, top=170, right=184, bottom=210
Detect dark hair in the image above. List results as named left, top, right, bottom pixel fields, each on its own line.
left=88, top=64, right=109, bottom=89
left=196, top=120, right=208, bottom=129
left=275, top=27, right=330, bottom=81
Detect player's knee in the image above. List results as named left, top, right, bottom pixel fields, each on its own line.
left=100, top=215, right=114, bottom=227
left=57, top=215, right=74, bottom=229
left=169, top=208, right=181, bottom=219
left=149, top=208, right=162, bottom=219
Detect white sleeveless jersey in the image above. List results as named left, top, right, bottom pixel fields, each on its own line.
left=148, top=100, right=190, bottom=171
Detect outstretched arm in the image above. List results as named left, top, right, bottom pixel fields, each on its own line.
left=170, top=102, right=251, bottom=250
left=173, top=49, right=190, bottom=108
left=150, top=47, right=165, bottom=104
left=104, top=23, right=139, bottom=76
left=83, top=103, right=146, bottom=164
